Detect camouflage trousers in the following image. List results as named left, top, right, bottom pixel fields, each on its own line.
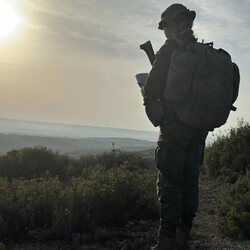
left=155, top=131, right=207, bottom=232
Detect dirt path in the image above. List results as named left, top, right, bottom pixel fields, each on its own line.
left=190, top=176, right=250, bottom=250
left=11, top=175, right=250, bottom=250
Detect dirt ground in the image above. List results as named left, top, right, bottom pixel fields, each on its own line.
left=11, top=175, right=250, bottom=250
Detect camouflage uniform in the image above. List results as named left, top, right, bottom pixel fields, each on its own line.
left=144, top=37, right=208, bottom=236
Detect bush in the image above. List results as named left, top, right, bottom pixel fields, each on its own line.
left=0, top=148, right=150, bottom=181
left=65, top=167, right=158, bottom=232
left=0, top=147, right=69, bottom=180
left=217, top=174, right=250, bottom=239
left=204, top=121, right=250, bottom=240
left=68, top=151, right=149, bottom=177
left=0, top=177, right=63, bottom=242
left=204, top=121, right=250, bottom=183
left=0, top=159, right=158, bottom=243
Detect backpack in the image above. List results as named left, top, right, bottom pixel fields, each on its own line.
left=164, top=40, right=240, bottom=131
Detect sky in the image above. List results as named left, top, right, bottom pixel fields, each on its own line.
left=0, top=0, right=249, bottom=132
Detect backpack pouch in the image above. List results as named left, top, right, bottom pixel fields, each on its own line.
left=164, top=50, right=195, bottom=103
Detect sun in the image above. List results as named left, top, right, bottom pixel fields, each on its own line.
left=0, top=1, right=21, bottom=39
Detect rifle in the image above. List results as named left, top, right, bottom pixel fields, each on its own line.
left=140, top=40, right=156, bottom=66
left=135, top=41, right=155, bottom=88
left=137, top=41, right=165, bottom=127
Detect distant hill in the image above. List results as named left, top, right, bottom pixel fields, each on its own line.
left=0, top=134, right=156, bottom=157
left=0, top=118, right=158, bottom=141
left=0, top=118, right=214, bottom=157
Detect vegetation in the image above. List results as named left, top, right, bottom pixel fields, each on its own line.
left=0, top=147, right=69, bottom=180
left=0, top=149, right=158, bottom=244
left=0, top=147, right=150, bottom=180
left=204, top=121, right=250, bottom=239
left=0, top=121, right=249, bottom=244
left=217, top=173, right=250, bottom=239
left=204, top=121, right=249, bottom=183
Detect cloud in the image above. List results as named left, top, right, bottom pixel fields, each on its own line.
left=17, top=0, right=160, bottom=59
left=18, top=0, right=250, bottom=57
left=189, top=0, right=250, bottom=50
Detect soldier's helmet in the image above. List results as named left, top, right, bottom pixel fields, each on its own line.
left=158, top=3, right=196, bottom=30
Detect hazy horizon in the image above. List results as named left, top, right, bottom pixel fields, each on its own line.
left=0, top=116, right=156, bottom=133
left=0, top=117, right=159, bottom=141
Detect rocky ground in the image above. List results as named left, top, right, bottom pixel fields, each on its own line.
left=11, top=175, right=250, bottom=250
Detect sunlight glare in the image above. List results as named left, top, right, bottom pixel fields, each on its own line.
left=0, top=1, right=21, bottom=39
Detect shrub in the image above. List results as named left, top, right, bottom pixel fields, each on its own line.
left=204, top=121, right=250, bottom=183
left=68, top=151, right=150, bottom=177
left=0, top=168, right=158, bottom=243
left=0, top=177, right=63, bottom=242
left=0, top=148, right=150, bottom=181
left=217, top=174, right=250, bottom=239
left=204, top=121, right=250, bottom=240
left=0, top=147, right=69, bottom=180
left=63, top=166, right=158, bottom=232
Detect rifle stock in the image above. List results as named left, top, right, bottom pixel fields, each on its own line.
left=140, top=41, right=155, bottom=66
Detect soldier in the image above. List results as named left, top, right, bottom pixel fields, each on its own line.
left=143, top=4, right=208, bottom=250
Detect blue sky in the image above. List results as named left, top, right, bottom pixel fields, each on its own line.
left=0, top=0, right=249, bottom=132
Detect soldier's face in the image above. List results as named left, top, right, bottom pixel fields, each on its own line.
left=164, top=23, right=178, bottom=39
